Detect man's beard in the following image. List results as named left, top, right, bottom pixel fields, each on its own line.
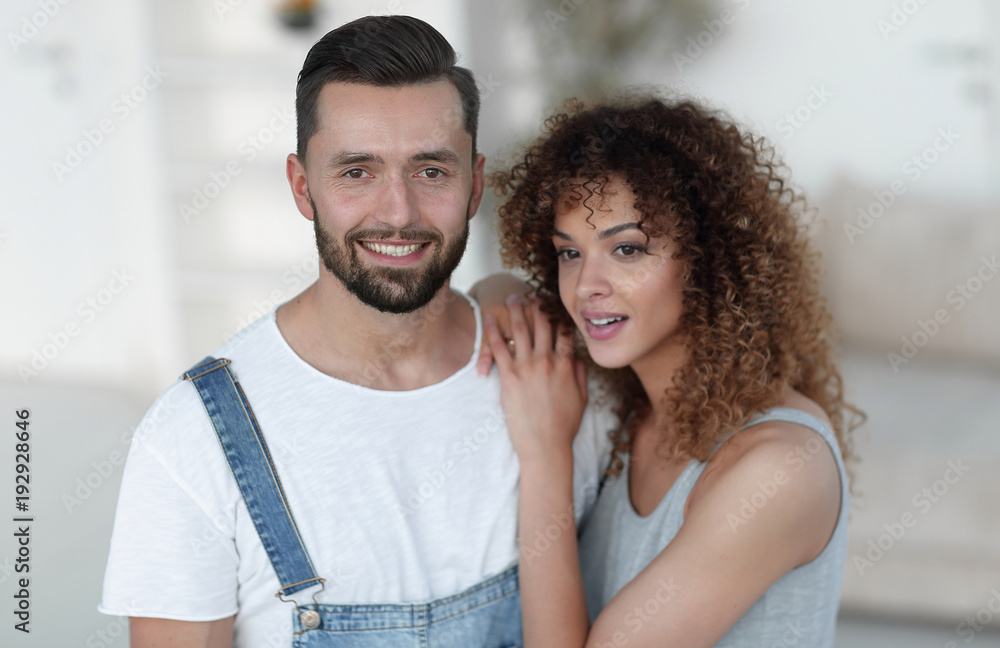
left=310, top=196, right=470, bottom=314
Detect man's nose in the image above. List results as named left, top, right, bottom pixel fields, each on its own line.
left=373, top=174, right=420, bottom=229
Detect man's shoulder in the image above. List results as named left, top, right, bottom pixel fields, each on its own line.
left=131, top=310, right=282, bottom=454
left=130, top=376, right=215, bottom=453
left=209, top=308, right=283, bottom=366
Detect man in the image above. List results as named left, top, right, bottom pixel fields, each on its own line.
left=98, top=15, right=613, bottom=648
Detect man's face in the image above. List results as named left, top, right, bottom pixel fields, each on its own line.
left=310, top=193, right=470, bottom=314
left=288, top=81, right=484, bottom=314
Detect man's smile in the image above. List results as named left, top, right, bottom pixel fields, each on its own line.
left=359, top=241, right=429, bottom=257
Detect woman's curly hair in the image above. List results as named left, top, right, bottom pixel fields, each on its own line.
left=490, top=93, right=863, bottom=481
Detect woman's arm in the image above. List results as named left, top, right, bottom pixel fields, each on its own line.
left=484, top=296, right=591, bottom=648
left=518, top=455, right=590, bottom=647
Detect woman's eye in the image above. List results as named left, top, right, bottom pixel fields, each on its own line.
left=616, top=244, right=643, bottom=257
left=556, top=249, right=578, bottom=261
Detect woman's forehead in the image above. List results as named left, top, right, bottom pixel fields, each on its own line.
left=555, top=177, right=634, bottom=214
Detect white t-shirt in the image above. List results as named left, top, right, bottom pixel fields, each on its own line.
left=99, top=290, right=615, bottom=648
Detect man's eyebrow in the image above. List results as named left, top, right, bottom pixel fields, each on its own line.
left=410, top=149, right=461, bottom=165
left=552, top=222, right=642, bottom=241
left=328, top=152, right=384, bottom=166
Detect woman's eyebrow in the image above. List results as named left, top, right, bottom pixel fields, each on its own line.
left=552, top=222, right=641, bottom=241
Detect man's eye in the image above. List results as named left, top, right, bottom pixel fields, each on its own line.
left=419, top=168, right=444, bottom=179
left=344, top=168, right=368, bottom=179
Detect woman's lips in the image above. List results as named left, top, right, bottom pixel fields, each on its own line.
left=582, top=314, right=629, bottom=341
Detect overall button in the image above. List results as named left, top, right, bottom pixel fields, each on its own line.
left=299, top=609, right=321, bottom=630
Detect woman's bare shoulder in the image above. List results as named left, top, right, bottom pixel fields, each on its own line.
left=684, top=388, right=841, bottom=563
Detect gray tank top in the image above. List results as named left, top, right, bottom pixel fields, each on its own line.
left=578, top=407, right=849, bottom=647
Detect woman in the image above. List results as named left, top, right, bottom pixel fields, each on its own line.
left=477, top=94, right=862, bottom=647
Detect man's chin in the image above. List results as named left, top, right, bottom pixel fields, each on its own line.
left=348, top=276, right=447, bottom=314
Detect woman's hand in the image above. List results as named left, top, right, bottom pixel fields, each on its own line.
left=469, top=273, right=535, bottom=375
left=483, top=294, right=588, bottom=466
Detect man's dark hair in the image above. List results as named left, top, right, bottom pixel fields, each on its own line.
left=295, top=15, right=480, bottom=161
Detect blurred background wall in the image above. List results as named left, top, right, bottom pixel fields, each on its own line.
left=1, top=0, right=998, bottom=646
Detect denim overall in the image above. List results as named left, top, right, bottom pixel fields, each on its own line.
left=183, top=357, right=524, bottom=648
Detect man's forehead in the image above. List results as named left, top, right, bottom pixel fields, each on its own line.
left=313, top=80, right=468, bottom=156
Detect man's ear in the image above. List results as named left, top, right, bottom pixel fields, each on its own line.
left=467, top=153, right=486, bottom=220
left=286, top=153, right=315, bottom=221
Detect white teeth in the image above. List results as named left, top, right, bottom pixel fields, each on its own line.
left=362, top=242, right=423, bottom=257
left=588, top=316, right=625, bottom=326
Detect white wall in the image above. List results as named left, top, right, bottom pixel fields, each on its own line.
left=666, top=0, right=995, bottom=202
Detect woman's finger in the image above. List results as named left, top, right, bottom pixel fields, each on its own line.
left=483, top=314, right=514, bottom=373
left=554, top=323, right=576, bottom=358
left=476, top=326, right=496, bottom=376
left=505, top=294, right=532, bottom=358
left=532, top=298, right=552, bottom=357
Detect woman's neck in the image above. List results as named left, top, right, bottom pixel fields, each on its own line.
left=629, top=339, right=688, bottom=430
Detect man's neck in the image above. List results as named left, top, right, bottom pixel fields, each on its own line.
left=275, top=274, right=475, bottom=391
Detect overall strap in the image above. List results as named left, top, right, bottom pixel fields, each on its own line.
left=182, top=356, right=323, bottom=598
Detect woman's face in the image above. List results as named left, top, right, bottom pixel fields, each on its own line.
left=552, top=178, right=685, bottom=371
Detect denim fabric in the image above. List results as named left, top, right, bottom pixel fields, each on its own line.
left=184, top=356, right=321, bottom=596
left=184, top=356, right=524, bottom=647
left=292, top=564, right=522, bottom=647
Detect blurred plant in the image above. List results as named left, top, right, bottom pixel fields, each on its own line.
left=276, top=0, right=318, bottom=29
left=513, top=0, right=722, bottom=104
